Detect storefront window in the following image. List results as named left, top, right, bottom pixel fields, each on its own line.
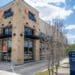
left=8, top=39, right=12, bottom=48
left=24, top=39, right=33, bottom=61
left=1, top=38, right=12, bottom=61
left=28, top=40, right=33, bottom=48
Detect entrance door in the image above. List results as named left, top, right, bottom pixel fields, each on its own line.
left=24, top=39, right=34, bottom=61
left=0, top=38, right=12, bottom=62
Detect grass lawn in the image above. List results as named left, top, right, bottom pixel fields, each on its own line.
left=36, top=70, right=49, bottom=75
left=36, top=68, right=56, bottom=75
left=36, top=66, right=66, bottom=75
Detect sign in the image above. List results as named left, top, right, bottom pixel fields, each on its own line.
left=2, top=41, right=8, bottom=52
left=24, top=9, right=28, bottom=14
left=0, top=10, right=3, bottom=17
left=69, top=51, right=75, bottom=75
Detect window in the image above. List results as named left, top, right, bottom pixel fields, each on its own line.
left=4, top=27, right=12, bottom=35
left=24, top=40, right=33, bottom=48
left=28, top=11, right=36, bottom=22
left=24, top=39, right=33, bottom=60
left=8, top=39, right=12, bottom=48
left=28, top=40, right=33, bottom=48
left=24, top=40, right=28, bottom=47
left=3, top=8, right=13, bottom=18
left=40, top=33, right=46, bottom=41
left=0, top=29, right=3, bottom=35
left=24, top=27, right=33, bottom=36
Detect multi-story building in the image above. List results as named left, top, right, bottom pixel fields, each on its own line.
left=0, top=0, right=67, bottom=64
left=39, top=19, right=67, bottom=61
left=0, top=0, right=40, bottom=64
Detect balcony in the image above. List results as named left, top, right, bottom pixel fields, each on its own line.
left=24, top=32, right=40, bottom=40
left=24, top=27, right=40, bottom=40
left=0, top=34, right=12, bottom=38
left=25, top=35, right=40, bottom=39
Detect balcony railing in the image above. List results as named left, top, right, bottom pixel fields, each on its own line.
left=0, top=33, right=12, bottom=38
left=24, top=27, right=40, bottom=39
left=24, top=31, right=40, bottom=39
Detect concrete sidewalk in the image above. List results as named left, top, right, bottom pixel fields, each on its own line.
left=0, top=70, right=20, bottom=75
left=0, top=60, right=47, bottom=71
left=0, top=60, right=47, bottom=75
left=55, top=58, right=70, bottom=75
left=40, top=58, right=70, bottom=75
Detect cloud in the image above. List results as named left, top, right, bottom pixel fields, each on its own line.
left=63, top=32, right=75, bottom=44
left=24, top=0, right=74, bottom=44
left=26, top=0, right=66, bottom=4
left=65, top=25, right=75, bottom=30
left=25, top=0, right=73, bottom=21
left=37, top=5, right=72, bottom=21
left=65, top=34, right=75, bottom=44
left=73, top=6, right=75, bottom=10
left=47, top=0, right=65, bottom=3
left=66, top=34, right=75, bottom=39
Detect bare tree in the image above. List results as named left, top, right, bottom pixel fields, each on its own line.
left=45, top=18, right=67, bottom=75
left=45, top=23, right=55, bottom=75
left=52, top=18, right=65, bottom=75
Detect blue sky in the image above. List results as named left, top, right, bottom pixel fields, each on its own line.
left=0, top=0, right=75, bottom=44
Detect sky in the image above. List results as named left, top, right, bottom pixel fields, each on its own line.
left=0, top=0, right=75, bottom=44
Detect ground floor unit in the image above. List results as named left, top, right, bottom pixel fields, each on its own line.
left=0, top=26, right=42, bottom=64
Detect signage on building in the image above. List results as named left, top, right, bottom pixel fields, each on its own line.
left=0, top=10, right=3, bottom=18
left=69, top=51, right=75, bottom=75
left=24, top=9, right=28, bottom=14
left=2, top=41, right=8, bottom=52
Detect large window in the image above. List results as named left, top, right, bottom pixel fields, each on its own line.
left=24, top=27, right=33, bottom=36
left=1, top=38, right=12, bottom=61
left=24, top=39, right=33, bottom=61
left=0, top=27, right=12, bottom=38
left=24, top=40, right=33, bottom=48
left=8, top=39, right=12, bottom=48
left=28, top=11, right=36, bottom=22
left=4, top=27, right=12, bottom=35
left=3, top=8, right=13, bottom=19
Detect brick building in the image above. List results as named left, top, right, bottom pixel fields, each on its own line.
left=0, top=0, right=67, bottom=64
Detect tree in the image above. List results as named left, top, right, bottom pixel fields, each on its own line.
left=52, top=18, right=66, bottom=75
left=66, top=43, right=75, bottom=55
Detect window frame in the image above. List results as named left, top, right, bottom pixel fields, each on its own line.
left=28, top=11, right=36, bottom=22
left=3, top=8, right=13, bottom=19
